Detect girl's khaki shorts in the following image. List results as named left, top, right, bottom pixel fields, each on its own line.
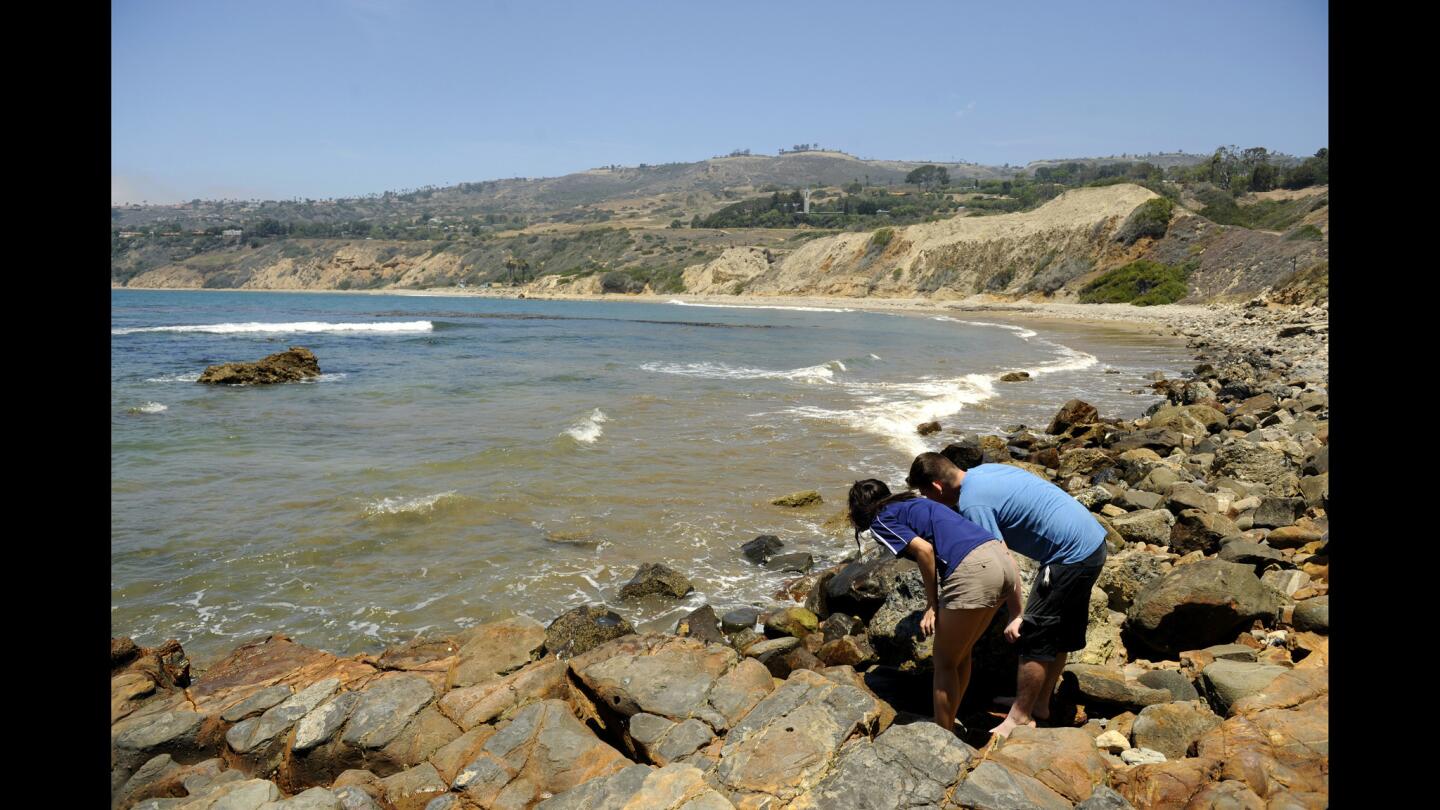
left=938, top=540, right=1015, bottom=610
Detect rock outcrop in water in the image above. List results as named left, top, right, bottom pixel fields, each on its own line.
left=197, top=346, right=322, bottom=385
left=114, top=300, right=1327, bottom=808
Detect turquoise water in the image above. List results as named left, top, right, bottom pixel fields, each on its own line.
left=111, top=290, right=1191, bottom=664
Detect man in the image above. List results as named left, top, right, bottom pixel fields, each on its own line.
left=906, top=451, right=1108, bottom=737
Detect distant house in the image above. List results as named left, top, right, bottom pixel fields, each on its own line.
left=222, top=229, right=243, bottom=238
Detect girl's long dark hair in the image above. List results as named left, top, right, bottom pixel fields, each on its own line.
left=847, top=479, right=917, bottom=554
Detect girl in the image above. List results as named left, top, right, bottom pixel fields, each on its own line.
left=847, top=478, right=1023, bottom=734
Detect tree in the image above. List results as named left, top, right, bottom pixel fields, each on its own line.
left=906, top=165, right=950, bottom=190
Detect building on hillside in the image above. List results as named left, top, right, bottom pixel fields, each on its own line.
left=222, top=229, right=243, bottom=238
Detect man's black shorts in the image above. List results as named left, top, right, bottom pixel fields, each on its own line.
left=1018, top=542, right=1107, bottom=662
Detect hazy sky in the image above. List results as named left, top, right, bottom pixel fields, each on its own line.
left=112, top=0, right=1328, bottom=204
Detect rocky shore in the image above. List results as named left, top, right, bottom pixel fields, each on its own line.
left=111, top=300, right=1328, bottom=809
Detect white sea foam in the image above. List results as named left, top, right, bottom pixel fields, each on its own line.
left=640, top=360, right=844, bottom=384
left=666, top=299, right=854, bottom=313
left=564, top=408, right=609, bottom=443
left=954, top=319, right=1039, bottom=339
left=1028, top=343, right=1099, bottom=375
left=362, top=491, right=459, bottom=518
left=113, top=320, right=434, bottom=335
left=146, top=372, right=202, bottom=383
left=786, top=372, right=999, bottom=456
left=131, top=401, right=168, bottom=414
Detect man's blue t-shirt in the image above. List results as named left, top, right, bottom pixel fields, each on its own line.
left=869, top=497, right=995, bottom=579
left=955, top=464, right=1105, bottom=565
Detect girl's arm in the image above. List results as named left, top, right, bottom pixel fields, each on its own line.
left=905, top=537, right=940, bottom=636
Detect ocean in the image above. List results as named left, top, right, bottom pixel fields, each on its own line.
left=111, top=289, right=1194, bottom=664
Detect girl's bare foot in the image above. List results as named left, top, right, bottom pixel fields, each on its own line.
left=989, top=715, right=1037, bottom=738
left=991, top=696, right=1048, bottom=720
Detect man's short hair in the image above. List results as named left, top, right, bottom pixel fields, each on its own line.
left=906, top=452, right=959, bottom=489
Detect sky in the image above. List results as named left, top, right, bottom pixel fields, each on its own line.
left=111, top=0, right=1329, bottom=204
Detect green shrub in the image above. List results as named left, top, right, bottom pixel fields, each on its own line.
left=1115, top=197, right=1174, bottom=244
left=1079, top=259, right=1189, bottom=306
left=1285, top=224, right=1324, bottom=241
left=870, top=228, right=894, bottom=249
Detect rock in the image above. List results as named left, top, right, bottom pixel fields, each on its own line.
left=1291, top=596, right=1328, bottom=633
left=1298, top=473, right=1329, bottom=507
left=1057, top=448, right=1113, bottom=480
left=1149, top=404, right=1226, bottom=438
left=1261, top=568, right=1310, bottom=596
left=1049, top=399, right=1100, bottom=435
left=544, top=606, right=635, bottom=659
left=765, top=552, right=814, bottom=574
left=220, top=684, right=294, bottom=723
left=951, top=761, right=1072, bottom=810
left=1108, top=509, right=1175, bottom=546
left=1130, top=701, right=1222, bottom=759
left=1201, top=660, right=1290, bottom=716
left=1168, top=509, right=1240, bottom=555
left=916, top=420, right=942, bottom=435
left=332, top=786, right=383, bottom=810
left=437, top=659, right=569, bottom=730
left=1074, top=585, right=1126, bottom=666
left=1136, top=465, right=1183, bottom=495
left=450, top=616, right=547, bottom=688
left=1125, top=560, right=1283, bottom=658
left=1073, top=785, right=1136, bottom=810
left=1060, top=665, right=1171, bottom=712
left=720, top=607, right=760, bottom=633
left=260, top=787, right=343, bottom=809
left=714, top=669, right=885, bottom=805
left=1110, top=756, right=1222, bottom=807
left=1120, top=748, right=1167, bottom=765
left=816, top=635, right=877, bottom=669
left=1166, top=482, right=1219, bottom=513
left=1097, top=550, right=1167, bottom=612
left=991, top=726, right=1110, bottom=803
left=340, top=676, right=434, bottom=750
left=537, top=762, right=732, bottom=810
left=1135, top=669, right=1199, bottom=702
left=787, top=721, right=976, bottom=809
left=1217, top=539, right=1291, bottom=574
left=1252, top=497, right=1305, bottom=529
left=1213, top=443, right=1296, bottom=494
left=745, top=637, right=803, bottom=677
left=1301, top=446, right=1328, bottom=476
left=293, top=690, right=360, bottom=752
left=822, top=554, right=915, bottom=621
left=740, top=535, right=784, bottom=564
left=115, top=709, right=204, bottom=755
left=1265, top=525, right=1323, bottom=549
left=764, top=606, right=820, bottom=639
left=1100, top=503, right=1127, bottom=518
left=819, top=612, right=860, bottom=642
left=1095, top=730, right=1129, bottom=753
left=1203, top=644, right=1259, bottom=663
left=202, top=778, right=284, bottom=809
left=198, top=347, right=322, bottom=385
left=1074, top=486, right=1114, bottom=510
left=574, top=635, right=774, bottom=732
left=1193, top=698, right=1329, bottom=798
left=864, top=567, right=932, bottom=667
left=675, top=605, right=725, bottom=645
left=771, top=490, right=822, bottom=508
left=452, top=700, right=630, bottom=807
left=1000, top=371, right=1031, bottom=382
left=1109, top=428, right=1185, bottom=454
left=940, top=437, right=986, bottom=470
left=619, top=563, right=695, bottom=600
left=377, top=763, right=449, bottom=810
left=1228, top=667, right=1329, bottom=716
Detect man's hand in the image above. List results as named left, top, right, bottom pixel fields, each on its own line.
left=920, top=607, right=937, bottom=637
left=1003, top=616, right=1023, bottom=643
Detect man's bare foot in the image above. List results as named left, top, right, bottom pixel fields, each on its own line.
left=989, top=715, right=1037, bottom=737
left=991, top=696, right=1048, bottom=721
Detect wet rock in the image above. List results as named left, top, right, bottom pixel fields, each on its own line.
left=1109, top=509, right=1175, bottom=546
left=619, top=563, right=695, bottom=600
left=771, top=490, right=822, bottom=508
left=340, top=676, right=434, bottom=750
left=951, top=761, right=1072, bottom=810
left=543, top=605, right=635, bottom=659
left=451, top=700, right=630, bottom=807
left=1136, top=669, right=1199, bottom=702
left=740, top=535, right=784, bottom=564
left=714, top=669, right=884, bottom=805
left=720, top=607, right=760, bottom=633
left=1061, top=664, right=1171, bottom=712
left=991, top=725, right=1110, bottom=803
left=1000, top=371, right=1031, bottom=382
left=199, top=347, right=321, bottom=385
left=916, top=420, right=942, bottom=435
left=1291, top=596, right=1328, bottom=633
left=1048, top=399, right=1100, bottom=435
left=941, top=437, right=986, bottom=470
left=823, top=553, right=915, bottom=621
left=1131, top=700, right=1223, bottom=759
left=1168, top=509, right=1239, bottom=555
left=450, top=616, right=547, bottom=689
left=820, top=612, right=861, bottom=642
left=675, top=605, right=725, bottom=645
left=1200, top=660, right=1290, bottom=716
left=787, top=721, right=976, bottom=809
left=1126, top=560, right=1283, bottom=657
left=765, top=552, right=814, bottom=574
left=764, top=606, right=819, bottom=639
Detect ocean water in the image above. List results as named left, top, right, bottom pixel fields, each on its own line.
left=111, top=290, right=1193, bottom=664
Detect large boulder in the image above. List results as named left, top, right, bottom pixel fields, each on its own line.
left=951, top=761, right=1072, bottom=810
left=1131, top=700, right=1223, bottom=759
left=1097, top=551, right=1168, bottom=612
left=450, top=616, right=547, bottom=689
left=787, top=721, right=976, bottom=809
left=198, top=347, right=322, bottom=385
left=713, top=669, right=886, bottom=806
left=1193, top=697, right=1329, bottom=800
left=618, top=563, right=694, bottom=600
left=741, top=535, right=784, bottom=564
left=1060, top=665, right=1171, bottom=713
left=864, top=567, right=932, bottom=667
left=1125, top=560, right=1283, bottom=657
left=544, top=606, right=635, bottom=659
left=1213, top=443, right=1297, bottom=495
left=536, top=762, right=733, bottom=810
left=1168, top=509, right=1240, bottom=556
left=989, top=726, right=1111, bottom=804
left=1148, top=404, right=1226, bottom=438
left=822, top=553, right=916, bottom=621
left=437, top=659, right=570, bottom=730
left=1200, top=660, right=1291, bottom=716
left=1109, top=510, right=1175, bottom=547
left=763, top=607, right=820, bottom=640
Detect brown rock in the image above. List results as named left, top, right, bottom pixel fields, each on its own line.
left=187, top=635, right=375, bottom=713
left=916, top=420, right=942, bottom=435
left=427, top=725, right=498, bottom=784
left=198, top=346, right=322, bottom=385
left=1049, top=399, right=1100, bottom=435
left=378, top=762, right=450, bottom=810
left=990, top=726, right=1109, bottom=803
left=449, top=616, right=549, bottom=688
left=816, top=635, right=877, bottom=668
left=1229, top=667, right=1328, bottom=716
left=439, top=659, right=570, bottom=730
left=1112, top=757, right=1223, bottom=808
left=1131, top=701, right=1223, bottom=760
